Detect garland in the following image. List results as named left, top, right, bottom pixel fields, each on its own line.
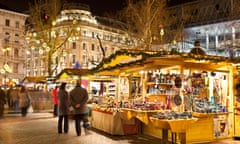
left=90, top=49, right=239, bottom=73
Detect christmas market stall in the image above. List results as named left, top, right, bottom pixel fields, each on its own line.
left=233, top=64, right=240, bottom=140
left=21, top=76, right=53, bottom=111
left=88, top=53, right=144, bottom=135
left=55, top=68, right=89, bottom=91
left=90, top=50, right=237, bottom=143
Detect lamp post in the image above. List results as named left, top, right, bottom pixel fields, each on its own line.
left=159, top=25, right=164, bottom=50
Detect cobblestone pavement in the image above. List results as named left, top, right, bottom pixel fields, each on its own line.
left=0, top=112, right=240, bottom=144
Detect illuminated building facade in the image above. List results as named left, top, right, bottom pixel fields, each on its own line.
left=25, top=3, right=137, bottom=77
left=0, top=7, right=27, bottom=86
left=166, top=0, right=240, bottom=57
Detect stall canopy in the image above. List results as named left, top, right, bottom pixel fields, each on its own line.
left=91, top=50, right=233, bottom=76
left=55, top=68, right=89, bottom=81
left=22, top=76, right=47, bottom=83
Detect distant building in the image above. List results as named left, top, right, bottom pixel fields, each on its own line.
left=165, top=0, right=240, bottom=57
left=24, top=3, right=138, bottom=77
left=0, top=5, right=28, bottom=86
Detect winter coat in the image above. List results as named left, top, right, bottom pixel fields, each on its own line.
left=52, top=88, right=58, bottom=105
left=57, top=89, right=69, bottom=116
left=18, top=91, right=29, bottom=108
left=0, top=89, right=5, bottom=105
left=69, top=86, right=88, bottom=115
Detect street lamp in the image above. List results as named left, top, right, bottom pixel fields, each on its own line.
left=160, top=27, right=164, bottom=42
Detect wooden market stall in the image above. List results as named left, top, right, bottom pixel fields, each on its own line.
left=56, top=68, right=139, bottom=135
left=21, top=76, right=52, bottom=111
left=233, top=65, right=240, bottom=140
left=55, top=68, right=90, bottom=90
left=90, top=50, right=236, bottom=143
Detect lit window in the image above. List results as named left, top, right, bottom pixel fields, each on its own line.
left=72, top=42, right=76, bottom=49
left=15, top=21, right=19, bottom=28
left=5, top=19, right=10, bottom=27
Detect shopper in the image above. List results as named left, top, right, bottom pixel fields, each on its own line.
left=6, top=86, right=13, bottom=110
left=18, top=86, right=30, bottom=117
left=0, top=86, right=6, bottom=118
left=52, top=86, right=58, bottom=117
left=57, top=82, right=69, bottom=134
left=69, top=80, right=90, bottom=136
left=11, top=87, right=20, bottom=112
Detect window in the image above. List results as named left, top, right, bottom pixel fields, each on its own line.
left=34, top=59, right=38, bottom=68
left=15, top=34, right=19, bottom=43
left=83, top=31, right=87, bottom=36
left=14, top=48, right=19, bottom=57
left=91, top=44, right=95, bottom=51
left=82, top=55, right=86, bottom=64
left=4, top=32, right=10, bottom=44
left=34, top=71, right=38, bottom=76
left=13, top=63, right=18, bottom=73
left=5, top=32, right=10, bottom=37
left=15, top=21, right=19, bottom=28
left=41, top=70, right=45, bottom=76
left=82, top=43, right=86, bottom=50
left=72, top=55, right=76, bottom=64
left=72, top=42, right=76, bottom=49
left=5, top=19, right=10, bottom=27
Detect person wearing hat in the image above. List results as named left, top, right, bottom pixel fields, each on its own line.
left=69, top=80, right=90, bottom=136
left=57, top=82, right=69, bottom=134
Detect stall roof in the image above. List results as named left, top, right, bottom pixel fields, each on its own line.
left=22, top=76, right=47, bottom=83
left=91, top=50, right=233, bottom=76
left=55, top=68, right=89, bottom=80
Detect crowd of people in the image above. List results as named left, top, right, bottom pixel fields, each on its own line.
left=0, top=85, right=31, bottom=118
left=0, top=81, right=90, bottom=136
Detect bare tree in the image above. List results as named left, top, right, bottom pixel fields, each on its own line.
left=25, top=0, right=76, bottom=77
left=116, top=0, right=167, bottom=50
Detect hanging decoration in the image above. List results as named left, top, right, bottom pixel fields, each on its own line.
left=90, top=49, right=240, bottom=74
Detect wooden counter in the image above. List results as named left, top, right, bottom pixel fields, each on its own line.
left=144, top=112, right=231, bottom=143
left=149, top=117, right=198, bottom=144
left=91, top=109, right=138, bottom=135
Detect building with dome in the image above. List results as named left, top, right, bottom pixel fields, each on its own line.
left=24, top=3, right=138, bottom=78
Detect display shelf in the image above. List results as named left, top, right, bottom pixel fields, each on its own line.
left=146, top=83, right=174, bottom=96
left=146, top=82, right=173, bottom=85
left=107, top=83, right=117, bottom=97
left=147, top=94, right=175, bottom=96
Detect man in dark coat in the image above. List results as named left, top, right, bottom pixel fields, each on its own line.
left=0, top=86, right=6, bottom=117
left=69, top=80, right=89, bottom=136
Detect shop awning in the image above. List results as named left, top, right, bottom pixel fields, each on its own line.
left=55, top=68, right=89, bottom=81
left=22, top=76, right=47, bottom=83
left=91, top=50, right=232, bottom=76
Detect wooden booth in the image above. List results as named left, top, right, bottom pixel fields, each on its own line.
left=90, top=50, right=236, bottom=143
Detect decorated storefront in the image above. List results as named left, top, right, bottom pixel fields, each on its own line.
left=88, top=49, right=240, bottom=143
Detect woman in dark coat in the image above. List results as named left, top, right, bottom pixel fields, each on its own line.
left=57, top=83, right=69, bottom=134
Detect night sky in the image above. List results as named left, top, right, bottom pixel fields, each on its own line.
left=0, top=0, right=194, bottom=16
left=0, top=0, right=126, bottom=16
